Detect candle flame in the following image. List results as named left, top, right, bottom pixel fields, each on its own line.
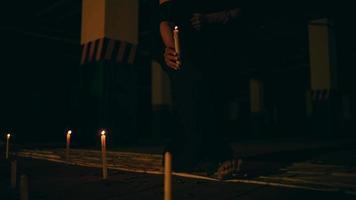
left=7, top=133, right=11, bottom=139
left=174, top=26, right=178, bottom=30
left=101, top=130, right=106, bottom=136
left=67, top=130, right=72, bottom=135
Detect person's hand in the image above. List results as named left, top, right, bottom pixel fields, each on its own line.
left=164, top=47, right=181, bottom=70
left=190, top=13, right=207, bottom=31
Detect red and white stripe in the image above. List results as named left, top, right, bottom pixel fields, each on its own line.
left=81, top=37, right=137, bottom=65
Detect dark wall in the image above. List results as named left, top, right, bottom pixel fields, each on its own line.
left=0, top=31, right=81, bottom=144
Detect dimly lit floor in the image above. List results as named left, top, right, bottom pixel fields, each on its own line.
left=1, top=158, right=355, bottom=200
left=1, top=137, right=356, bottom=199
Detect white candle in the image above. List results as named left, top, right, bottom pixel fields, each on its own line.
left=101, top=130, right=108, bottom=180
left=6, top=133, right=11, bottom=159
left=164, top=152, right=172, bottom=200
left=66, top=130, right=72, bottom=161
left=173, top=26, right=181, bottom=66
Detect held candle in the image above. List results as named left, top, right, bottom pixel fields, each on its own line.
left=173, top=26, right=181, bottom=66
left=101, top=130, right=108, bottom=180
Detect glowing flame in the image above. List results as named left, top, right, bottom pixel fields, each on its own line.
left=174, top=26, right=178, bottom=30
left=101, top=130, right=106, bottom=136
left=67, top=130, right=72, bottom=135
left=7, top=133, right=11, bottom=139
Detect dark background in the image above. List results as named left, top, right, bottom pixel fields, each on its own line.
left=0, top=1, right=355, bottom=145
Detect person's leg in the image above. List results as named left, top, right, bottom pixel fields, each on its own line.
left=167, top=61, right=205, bottom=170
left=198, top=64, right=239, bottom=177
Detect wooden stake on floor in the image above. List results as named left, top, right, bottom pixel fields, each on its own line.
left=11, top=160, right=17, bottom=188
left=20, top=175, right=28, bottom=200
left=164, top=152, right=172, bottom=200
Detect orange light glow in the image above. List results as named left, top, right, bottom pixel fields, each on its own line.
left=101, top=130, right=106, bottom=136
left=174, top=26, right=178, bottom=31
left=7, top=133, right=11, bottom=139
left=67, top=130, right=72, bottom=135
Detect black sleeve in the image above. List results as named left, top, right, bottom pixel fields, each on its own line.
left=220, top=0, right=244, bottom=10
left=159, top=1, right=175, bottom=22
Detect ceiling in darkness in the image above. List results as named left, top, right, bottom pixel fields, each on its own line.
left=0, top=0, right=82, bottom=44
left=0, top=1, right=354, bottom=134
left=0, top=1, right=342, bottom=43
left=0, top=1, right=353, bottom=68
left=0, top=1, right=347, bottom=46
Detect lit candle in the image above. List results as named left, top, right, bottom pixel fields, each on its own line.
left=164, top=152, right=172, bottom=200
left=173, top=26, right=181, bottom=66
left=6, top=133, right=11, bottom=159
left=66, top=130, right=72, bottom=161
left=101, top=130, right=108, bottom=180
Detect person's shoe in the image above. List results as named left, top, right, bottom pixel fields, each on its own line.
left=215, top=158, right=243, bottom=180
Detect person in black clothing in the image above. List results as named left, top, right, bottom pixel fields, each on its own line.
left=159, top=0, right=245, bottom=179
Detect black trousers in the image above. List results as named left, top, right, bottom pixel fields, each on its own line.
left=167, top=56, right=234, bottom=168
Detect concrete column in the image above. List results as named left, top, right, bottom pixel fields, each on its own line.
left=250, top=79, right=264, bottom=113
left=250, top=78, right=264, bottom=136
left=308, top=18, right=339, bottom=135
left=80, top=0, right=139, bottom=144
left=81, top=0, right=138, bottom=45
left=308, top=18, right=337, bottom=91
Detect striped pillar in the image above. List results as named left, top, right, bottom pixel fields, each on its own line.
left=81, top=0, right=138, bottom=45
left=81, top=0, right=138, bottom=65
left=250, top=79, right=264, bottom=113
left=308, top=18, right=337, bottom=94
left=81, top=38, right=137, bottom=65
left=79, top=0, right=140, bottom=144
left=250, top=78, right=264, bottom=136
left=308, top=18, right=339, bottom=135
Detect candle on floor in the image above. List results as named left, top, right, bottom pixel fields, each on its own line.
left=66, top=130, right=72, bottom=161
left=101, top=130, right=108, bottom=180
left=6, top=133, right=11, bottom=159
